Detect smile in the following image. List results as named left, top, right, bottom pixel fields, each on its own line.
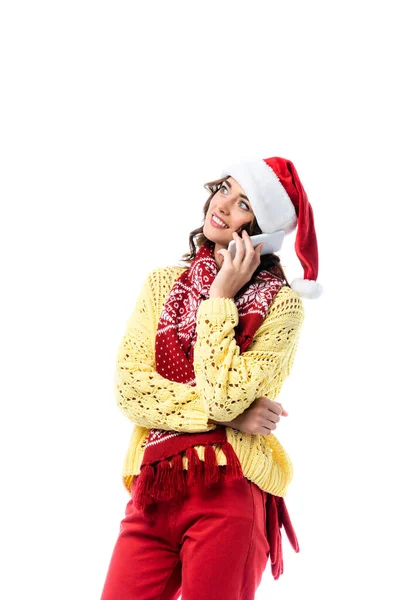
left=211, top=213, right=229, bottom=229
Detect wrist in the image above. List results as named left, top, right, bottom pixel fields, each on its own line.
left=209, top=288, right=234, bottom=299
left=208, top=417, right=236, bottom=427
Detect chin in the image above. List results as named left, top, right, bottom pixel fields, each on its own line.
left=203, top=225, right=230, bottom=244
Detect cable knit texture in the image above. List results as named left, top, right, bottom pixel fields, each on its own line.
left=116, top=265, right=305, bottom=496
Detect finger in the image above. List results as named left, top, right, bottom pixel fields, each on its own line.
left=241, top=230, right=256, bottom=262
left=265, top=412, right=280, bottom=424
left=269, top=402, right=283, bottom=416
left=242, top=231, right=263, bottom=255
left=217, top=248, right=233, bottom=267
left=232, top=231, right=245, bottom=263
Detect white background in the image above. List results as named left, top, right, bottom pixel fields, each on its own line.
left=1, top=1, right=399, bottom=598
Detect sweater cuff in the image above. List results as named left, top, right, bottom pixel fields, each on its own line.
left=174, top=406, right=217, bottom=432
left=197, top=297, right=239, bottom=326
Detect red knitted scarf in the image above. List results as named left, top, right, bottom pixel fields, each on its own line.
left=133, top=238, right=284, bottom=508
left=132, top=239, right=299, bottom=578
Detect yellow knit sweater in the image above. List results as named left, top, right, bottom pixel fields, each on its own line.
left=116, top=265, right=305, bottom=497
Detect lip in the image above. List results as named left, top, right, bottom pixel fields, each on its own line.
left=211, top=212, right=229, bottom=229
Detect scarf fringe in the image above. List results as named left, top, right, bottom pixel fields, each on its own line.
left=171, top=454, right=186, bottom=496
left=266, top=492, right=281, bottom=578
left=132, top=442, right=244, bottom=511
left=220, top=440, right=243, bottom=480
left=204, top=443, right=220, bottom=485
left=265, top=494, right=300, bottom=580
left=277, top=496, right=300, bottom=553
left=132, top=464, right=154, bottom=511
left=131, top=444, right=299, bottom=583
left=185, top=445, right=203, bottom=485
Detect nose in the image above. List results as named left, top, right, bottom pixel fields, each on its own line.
left=216, top=196, right=231, bottom=214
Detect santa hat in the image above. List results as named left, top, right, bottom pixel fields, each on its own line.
left=219, top=156, right=323, bottom=300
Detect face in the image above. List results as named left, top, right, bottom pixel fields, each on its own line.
left=203, top=177, right=254, bottom=246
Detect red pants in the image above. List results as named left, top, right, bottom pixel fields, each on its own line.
left=100, top=466, right=270, bottom=600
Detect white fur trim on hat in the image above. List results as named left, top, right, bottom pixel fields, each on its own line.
left=290, top=278, right=324, bottom=299
left=220, top=157, right=297, bottom=234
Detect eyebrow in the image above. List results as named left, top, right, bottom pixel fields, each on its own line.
left=224, top=179, right=250, bottom=202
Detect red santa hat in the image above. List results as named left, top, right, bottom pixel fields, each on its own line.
left=219, top=156, right=323, bottom=300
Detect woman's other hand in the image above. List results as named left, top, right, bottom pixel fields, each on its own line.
left=209, top=397, right=288, bottom=436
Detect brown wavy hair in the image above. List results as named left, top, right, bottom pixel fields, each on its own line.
left=178, top=175, right=291, bottom=293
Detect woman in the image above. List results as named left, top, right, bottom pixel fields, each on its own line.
left=100, top=156, right=323, bottom=600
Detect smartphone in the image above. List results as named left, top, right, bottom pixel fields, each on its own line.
left=227, top=230, right=285, bottom=259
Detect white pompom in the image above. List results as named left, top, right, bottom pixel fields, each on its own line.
left=290, top=278, right=323, bottom=299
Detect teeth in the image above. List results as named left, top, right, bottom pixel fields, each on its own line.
left=213, top=214, right=228, bottom=228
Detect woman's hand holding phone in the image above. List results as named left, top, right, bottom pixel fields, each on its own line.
left=209, top=230, right=264, bottom=299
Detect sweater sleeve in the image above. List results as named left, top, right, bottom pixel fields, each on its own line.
left=115, top=269, right=217, bottom=433
left=192, top=286, right=305, bottom=422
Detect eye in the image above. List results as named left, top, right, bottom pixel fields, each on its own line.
left=220, top=184, right=250, bottom=211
